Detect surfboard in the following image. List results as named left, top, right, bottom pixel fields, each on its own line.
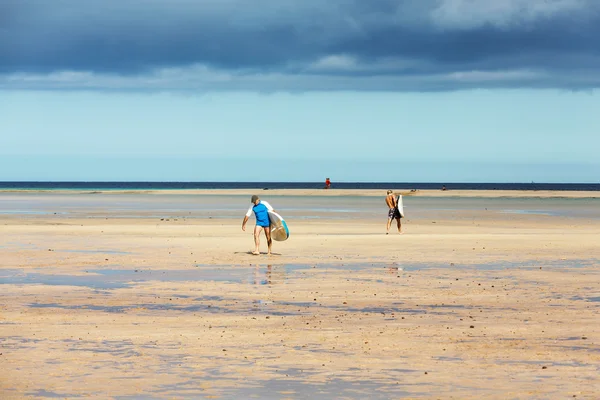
left=268, top=211, right=290, bottom=241
left=396, top=195, right=405, bottom=218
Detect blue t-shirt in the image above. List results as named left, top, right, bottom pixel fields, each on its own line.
left=248, top=201, right=272, bottom=227
left=253, top=203, right=269, bottom=227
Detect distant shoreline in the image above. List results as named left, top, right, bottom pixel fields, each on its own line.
left=1, top=188, right=599, bottom=198
left=0, top=181, right=599, bottom=191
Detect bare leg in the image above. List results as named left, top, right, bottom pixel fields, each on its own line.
left=253, top=226, right=263, bottom=254
left=386, top=218, right=392, bottom=234
left=264, top=226, right=272, bottom=255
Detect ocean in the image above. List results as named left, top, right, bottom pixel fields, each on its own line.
left=0, top=181, right=599, bottom=191
left=1, top=191, right=599, bottom=220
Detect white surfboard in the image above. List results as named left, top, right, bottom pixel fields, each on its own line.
left=396, top=195, right=405, bottom=218
left=268, top=211, right=290, bottom=241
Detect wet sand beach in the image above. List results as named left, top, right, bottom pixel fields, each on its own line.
left=1, top=190, right=599, bottom=399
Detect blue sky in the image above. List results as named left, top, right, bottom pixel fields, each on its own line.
left=1, top=0, right=599, bottom=182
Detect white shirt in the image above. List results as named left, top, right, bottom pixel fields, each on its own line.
left=245, top=200, right=273, bottom=217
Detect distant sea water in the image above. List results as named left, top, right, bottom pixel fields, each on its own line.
left=0, top=182, right=599, bottom=191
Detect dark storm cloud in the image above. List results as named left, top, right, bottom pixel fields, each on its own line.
left=1, top=0, right=600, bottom=90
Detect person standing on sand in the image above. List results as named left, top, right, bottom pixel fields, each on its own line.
left=385, top=190, right=402, bottom=234
left=242, top=195, right=274, bottom=255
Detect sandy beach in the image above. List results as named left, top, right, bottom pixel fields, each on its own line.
left=1, top=190, right=599, bottom=399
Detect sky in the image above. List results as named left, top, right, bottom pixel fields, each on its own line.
left=1, top=0, right=599, bottom=182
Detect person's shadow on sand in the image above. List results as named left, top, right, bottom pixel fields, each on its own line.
left=234, top=251, right=282, bottom=256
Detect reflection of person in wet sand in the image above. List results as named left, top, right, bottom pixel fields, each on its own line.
left=252, top=265, right=285, bottom=285
left=242, top=195, right=274, bottom=255
left=385, top=190, right=402, bottom=234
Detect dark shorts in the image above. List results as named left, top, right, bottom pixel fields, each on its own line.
left=388, top=208, right=401, bottom=219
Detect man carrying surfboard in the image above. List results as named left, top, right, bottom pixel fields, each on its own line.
left=242, top=195, right=274, bottom=255
left=385, top=190, right=402, bottom=234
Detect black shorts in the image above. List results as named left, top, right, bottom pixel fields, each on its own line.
left=388, top=208, right=401, bottom=219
